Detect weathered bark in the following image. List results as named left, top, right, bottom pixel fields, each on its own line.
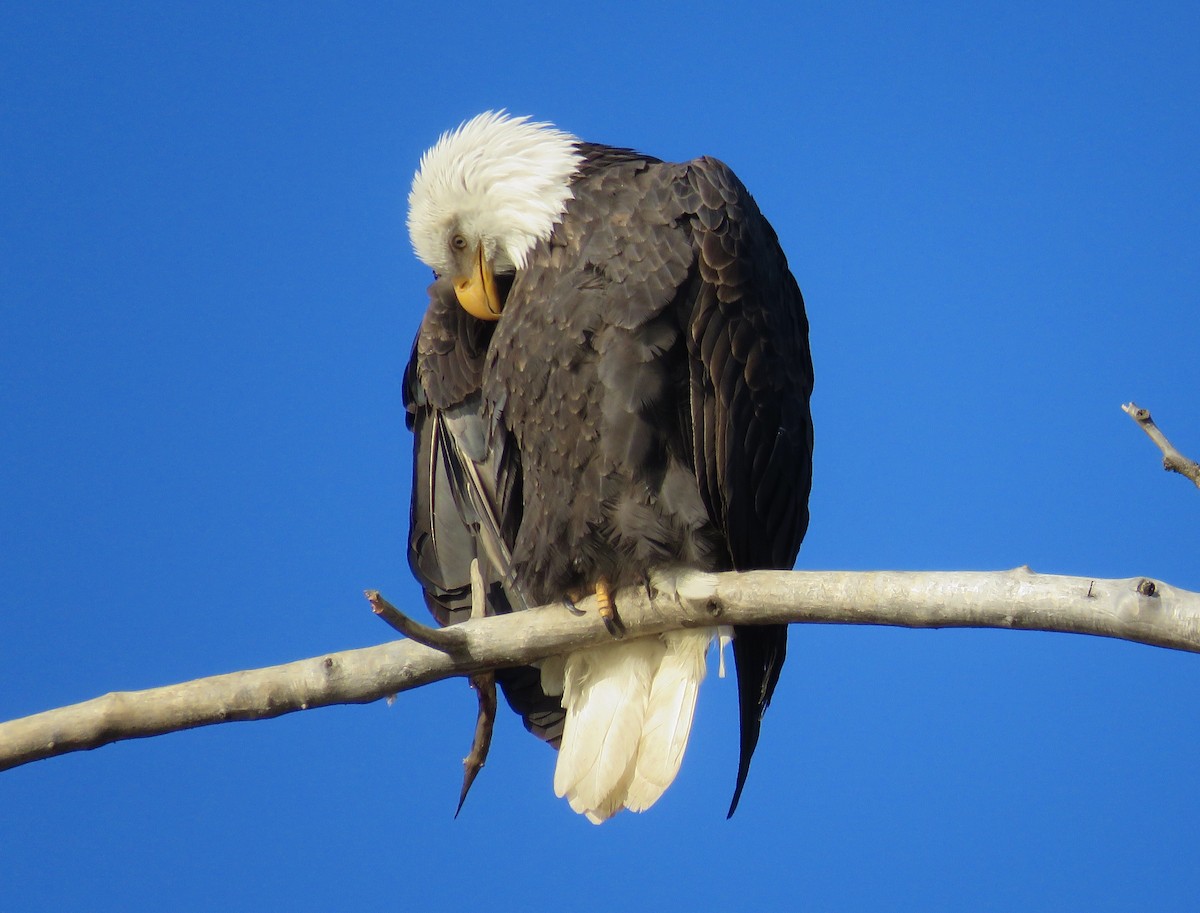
left=1, top=567, right=1197, bottom=773
left=1123, top=402, right=1200, bottom=488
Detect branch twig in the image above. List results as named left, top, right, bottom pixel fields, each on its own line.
left=1122, top=402, right=1200, bottom=489
left=365, top=589, right=468, bottom=653
left=456, top=558, right=496, bottom=816
left=456, top=673, right=496, bottom=817
left=2, top=568, right=1199, bottom=774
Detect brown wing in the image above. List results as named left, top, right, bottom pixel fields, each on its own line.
left=404, top=279, right=564, bottom=747
left=676, top=157, right=814, bottom=816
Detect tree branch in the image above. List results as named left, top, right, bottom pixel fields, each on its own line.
left=456, top=557, right=497, bottom=815
left=365, top=589, right=468, bottom=653
left=1122, top=402, right=1200, bottom=488
left=2, top=568, right=1197, bottom=773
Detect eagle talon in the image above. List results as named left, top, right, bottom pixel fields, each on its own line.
left=562, top=593, right=586, bottom=616
left=601, top=611, right=626, bottom=639
left=595, top=577, right=626, bottom=639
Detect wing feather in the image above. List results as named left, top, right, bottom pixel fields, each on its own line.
left=405, top=279, right=562, bottom=748
left=678, top=157, right=814, bottom=816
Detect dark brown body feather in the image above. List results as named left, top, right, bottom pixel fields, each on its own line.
left=405, top=146, right=813, bottom=814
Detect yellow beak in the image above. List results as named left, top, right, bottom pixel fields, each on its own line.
left=453, top=243, right=503, bottom=321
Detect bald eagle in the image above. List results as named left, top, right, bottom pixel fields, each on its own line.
left=404, top=112, right=813, bottom=822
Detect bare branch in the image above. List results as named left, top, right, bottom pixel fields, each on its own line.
left=456, top=673, right=497, bottom=817
left=2, top=568, right=1198, bottom=774
left=456, top=558, right=496, bottom=815
left=366, top=589, right=467, bottom=653
left=1122, top=402, right=1200, bottom=489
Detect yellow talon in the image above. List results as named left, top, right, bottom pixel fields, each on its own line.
left=594, top=577, right=626, bottom=638
left=596, top=578, right=612, bottom=622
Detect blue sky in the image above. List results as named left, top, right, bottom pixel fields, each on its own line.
left=2, top=2, right=1198, bottom=910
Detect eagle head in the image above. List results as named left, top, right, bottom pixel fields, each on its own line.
left=407, top=111, right=582, bottom=320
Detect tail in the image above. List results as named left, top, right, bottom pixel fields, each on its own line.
left=550, top=629, right=713, bottom=823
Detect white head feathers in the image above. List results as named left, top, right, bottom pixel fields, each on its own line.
left=407, top=111, right=583, bottom=275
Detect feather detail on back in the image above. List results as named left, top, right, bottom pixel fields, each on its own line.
left=550, top=628, right=715, bottom=823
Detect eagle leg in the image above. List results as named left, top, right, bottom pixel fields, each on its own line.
left=562, top=592, right=587, bottom=616
left=594, top=577, right=626, bottom=638
left=562, top=581, right=626, bottom=637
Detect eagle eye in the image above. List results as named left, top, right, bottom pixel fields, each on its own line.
left=450, top=233, right=468, bottom=251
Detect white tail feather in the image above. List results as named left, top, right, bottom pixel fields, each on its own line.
left=624, top=629, right=712, bottom=811
left=552, top=627, right=716, bottom=822
left=554, top=639, right=663, bottom=820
